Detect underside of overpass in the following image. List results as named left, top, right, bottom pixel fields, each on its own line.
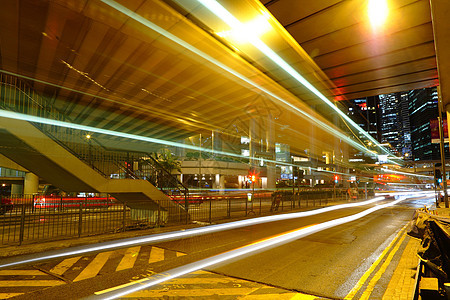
left=1, top=0, right=449, bottom=188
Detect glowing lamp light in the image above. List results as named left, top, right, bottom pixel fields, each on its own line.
left=368, top=0, right=389, bottom=29
left=251, top=175, right=256, bottom=182
left=216, top=15, right=271, bottom=44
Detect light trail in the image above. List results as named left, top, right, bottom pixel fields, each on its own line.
left=0, top=70, right=213, bottom=134
left=380, top=167, right=433, bottom=178
left=100, top=0, right=386, bottom=159
left=88, top=196, right=408, bottom=300
left=376, top=191, right=434, bottom=198
left=1, top=109, right=410, bottom=182
left=193, top=0, right=393, bottom=158
left=0, top=109, right=250, bottom=163
left=0, top=109, right=313, bottom=174
left=0, top=197, right=386, bottom=269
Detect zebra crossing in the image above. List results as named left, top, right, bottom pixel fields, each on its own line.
left=0, top=269, right=64, bottom=299
left=0, top=245, right=186, bottom=299
left=0, top=246, right=329, bottom=300
left=41, top=245, right=186, bottom=282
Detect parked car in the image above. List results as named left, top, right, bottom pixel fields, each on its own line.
left=33, top=196, right=116, bottom=209
left=0, top=197, right=14, bottom=215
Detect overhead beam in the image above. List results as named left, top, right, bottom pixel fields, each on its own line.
left=430, top=0, right=450, bottom=112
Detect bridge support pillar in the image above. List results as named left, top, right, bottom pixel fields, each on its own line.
left=24, top=173, right=39, bottom=195
left=11, top=184, right=23, bottom=195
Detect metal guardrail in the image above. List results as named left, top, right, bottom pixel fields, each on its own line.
left=0, top=73, right=189, bottom=206
left=0, top=191, right=349, bottom=246
left=0, top=195, right=178, bottom=246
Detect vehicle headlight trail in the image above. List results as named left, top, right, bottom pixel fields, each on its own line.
left=0, top=197, right=386, bottom=269
left=88, top=196, right=408, bottom=299
left=0, top=109, right=365, bottom=175
left=100, top=0, right=388, bottom=159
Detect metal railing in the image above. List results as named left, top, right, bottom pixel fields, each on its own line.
left=187, top=190, right=349, bottom=223
left=0, top=190, right=351, bottom=246
left=0, top=195, right=177, bottom=245
left=0, top=73, right=189, bottom=206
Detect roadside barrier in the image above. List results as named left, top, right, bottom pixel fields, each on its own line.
left=0, top=190, right=350, bottom=246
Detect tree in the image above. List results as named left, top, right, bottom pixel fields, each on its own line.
left=152, top=149, right=182, bottom=174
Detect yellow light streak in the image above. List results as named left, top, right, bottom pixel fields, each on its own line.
left=99, top=0, right=393, bottom=162
left=0, top=197, right=386, bottom=269
left=195, top=0, right=393, bottom=158
left=92, top=196, right=408, bottom=299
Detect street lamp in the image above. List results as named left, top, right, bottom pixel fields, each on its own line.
left=86, top=134, right=92, bottom=166
left=368, top=0, right=389, bottom=29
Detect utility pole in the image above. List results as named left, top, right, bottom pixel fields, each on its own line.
left=199, top=133, right=202, bottom=191
left=438, top=86, right=449, bottom=208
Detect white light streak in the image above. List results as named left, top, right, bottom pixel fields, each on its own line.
left=380, top=168, right=433, bottom=178
left=0, top=109, right=358, bottom=177
left=100, top=0, right=388, bottom=160
left=90, top=196, right=407, bottom=299
left=0, top=197, right=385, bottom=269
left=195, top=0, right=392, bottom=157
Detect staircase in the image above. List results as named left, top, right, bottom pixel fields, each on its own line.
left=0, top=73, right=189, bottom=223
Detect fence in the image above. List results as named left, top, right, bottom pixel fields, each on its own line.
left=0, top=190, right=351, bottom=246
left=0, top=195, right=181, bottom=246
left=188, top=190, right=348, bottom=223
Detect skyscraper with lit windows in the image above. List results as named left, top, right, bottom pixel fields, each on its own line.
left=408, top=87, right=447, bottom=161
left=342, top=96, right=380, bottom=141
left=378, top=93, right=400, bottom=154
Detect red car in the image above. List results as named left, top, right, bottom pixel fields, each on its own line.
left=0, top=198, right=13, bottom=215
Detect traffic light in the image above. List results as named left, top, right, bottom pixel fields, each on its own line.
left=435, top=169, right=442, bottom=185
left=248, top=168, right=257, bottom=183
left=293, top=167, right=304, bottom=179
left=334, top=175, right=339, bottom=184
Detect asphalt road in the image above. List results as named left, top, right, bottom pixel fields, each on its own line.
left=1, top=194, right=433, bottom=299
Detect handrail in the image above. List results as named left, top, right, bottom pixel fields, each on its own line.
left=0, top=73, right=189, bottom=207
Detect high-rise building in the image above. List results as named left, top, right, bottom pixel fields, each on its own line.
left=398, top=92, right=412, bottom=157
left=378, top=93, right=400, bottom=154
left=343, top=88, right=447, bottom=162
left=342, top=96, right=380, bottom=141
left=340, top=97, right=380, bottom=163
left=408, top=87, right=447, bottom=161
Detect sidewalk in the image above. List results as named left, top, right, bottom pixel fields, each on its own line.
left=383, top=206, right=450, bottom=299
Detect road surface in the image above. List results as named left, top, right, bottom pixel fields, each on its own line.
left=0, top=193, right=431, bottom=299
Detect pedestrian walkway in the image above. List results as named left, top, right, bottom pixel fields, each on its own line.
left=382, top=236, right=421, bottom=299
left=0, top=245, right=186, bottom=299
left=38, top=245, right=185, bottom=282
left=382, top=206, right=450, bottom=299
left=0, top=268, right=65, bottom=299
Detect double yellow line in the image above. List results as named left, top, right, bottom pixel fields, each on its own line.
left=345, top=223, right=409, bottom=299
